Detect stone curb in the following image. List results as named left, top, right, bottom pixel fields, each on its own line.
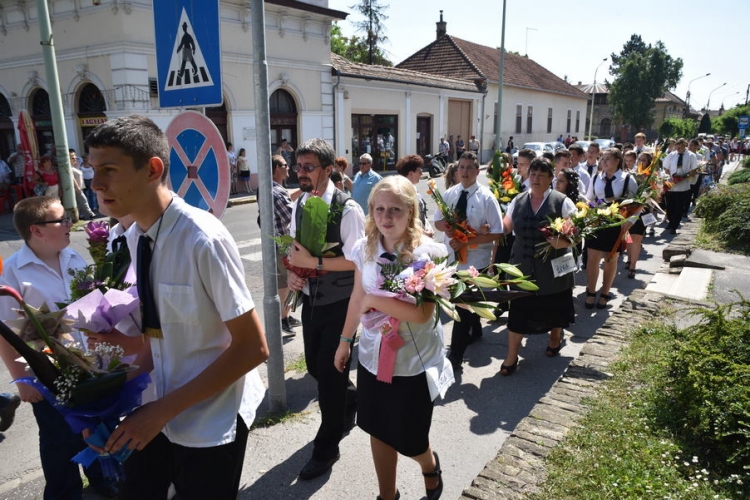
left=459, top=219, right=700, bottom=499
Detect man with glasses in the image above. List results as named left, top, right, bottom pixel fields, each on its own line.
left=287, top=138, right=365, bottom=480
left=434, top=152, right=504, bottom=371
left=0, top=196, right=118, bottom=499
left=351, top=153, right=382, bottom=214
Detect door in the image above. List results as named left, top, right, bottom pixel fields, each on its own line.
left=417, top=116, right=431, bottom=157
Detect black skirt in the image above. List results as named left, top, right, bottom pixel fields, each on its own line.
left=629, top=215, right=646, bottom=235
left=356, top=364, right=433, bottom=457
left=586, top=225, right=622, bottom=252
left=508, top=288, right=575, bottom=334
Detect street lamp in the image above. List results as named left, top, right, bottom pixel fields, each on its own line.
left=525, top=27, right=537, bottom=56
left=720, top=91, right=741, bottom=110
left=705, top=82, right=727, bottom=110
left=685, top=72, right=710, bottom=109
left=587, top=57, right=607, bottom=140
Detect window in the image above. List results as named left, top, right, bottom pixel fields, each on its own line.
left=600, top=118, right=611, bottom=137
left=566, top=110, right=572, bottom=133
left=493, top=102, right=498, bottom=134
left=149, top=78, right=159, bottom=98
left=575, top=110, right=580, bottom=133
left=526, top=106, right=533, bottom=134
left=515, top=104, right=522, bottom=134
left=594, top=94, right=608, bottom=105
left=547, top=108, right=553, bottom=134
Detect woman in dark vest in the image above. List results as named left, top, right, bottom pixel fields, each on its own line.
left=500, top=158, right=577, bottom=376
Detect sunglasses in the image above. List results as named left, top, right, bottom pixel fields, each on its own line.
left=291, top=164, right=321, bottom=173
left=34, top=216, right=73, bottom=226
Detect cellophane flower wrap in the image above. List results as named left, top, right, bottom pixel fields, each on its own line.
left=487, top=150, right=522, bottom=208
left=0, top=279, right=149, bottom=481
left=426, top=180, right=477, bottom=263
left=620, top=149, right=664, bottom=217
left=273, top=191, right=343, bottom=311
left=364, top=252, right=538, bottom=382
left=535, top=200, right=628, bottom=261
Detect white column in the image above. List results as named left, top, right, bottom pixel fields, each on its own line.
left=404, top=91, right=412, bottom=155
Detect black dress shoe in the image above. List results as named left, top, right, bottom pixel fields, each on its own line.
left=299, top=453, right=340, bottom=480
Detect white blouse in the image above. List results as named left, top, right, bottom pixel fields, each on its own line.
left=351, top=237, right=454, bottom=400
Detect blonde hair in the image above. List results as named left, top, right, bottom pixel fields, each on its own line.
left=364, top=176, right=422, bottom=262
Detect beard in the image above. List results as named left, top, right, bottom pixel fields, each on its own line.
left=299, top=179, right=313, bottom=192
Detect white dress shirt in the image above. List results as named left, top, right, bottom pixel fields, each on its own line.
left=433, top=182, right=504, bottom=270
left=0, top=245, right=88, bottom=347
left=586, top=169, right=638, bottom=202
left=126, top=196, right=265, bottom=447
left=289, top=181, right=366, bottom=295
left=573, top=163, right=592, bottom=193
left=662, top=150, right=698, bottom=192
left=351, top=237, right=453, bottom=400
left=505, top=189, right=577, bottom=219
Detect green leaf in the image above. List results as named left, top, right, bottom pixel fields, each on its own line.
left=298, top=196, right=330, bottom=256
left=495, top=262, right=524, bottom=278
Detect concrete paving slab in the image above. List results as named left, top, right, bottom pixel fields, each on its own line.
left=644, top=272, right=679, bottom=295
left=685, top=248, right=727, bottom=269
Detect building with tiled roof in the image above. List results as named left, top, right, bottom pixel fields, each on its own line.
left=574, top=83, right=688, bottom=141
left=395, top=12, right=589, bottom=152
left=329, top=52, right=485, bottom=170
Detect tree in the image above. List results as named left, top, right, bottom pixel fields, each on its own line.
left=659, top=118, right=698, bottom=139
left=712, top=103, right=750, bottom=137
left=350, top=0, right=391, bottom=66
left=698, top=113, right=713, bottom=134
left=607, top=35, right=683, bottom=132
left=330, top=22, right=392, bottom=66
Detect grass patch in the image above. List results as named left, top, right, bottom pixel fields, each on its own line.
left=285, top=353, right=307, bottom=373
left=528, top=320, right=749, bottom=500
left=251, top=409, right=307, bottom=430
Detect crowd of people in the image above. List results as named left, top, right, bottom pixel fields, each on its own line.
left=0, top=119, right=741, bottom=500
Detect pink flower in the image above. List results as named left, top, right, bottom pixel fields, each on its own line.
left=468, top=266, right=479, bottom=278
left=404, top=274, right=425, bottom=294
left=84, top=221, right=110, bottom=244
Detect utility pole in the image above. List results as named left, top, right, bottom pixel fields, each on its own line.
left=494, top=0, right=507, bottom=155
left=36, top=0, right=77, bottom=219
left=251, top=0, right=287, bottom=412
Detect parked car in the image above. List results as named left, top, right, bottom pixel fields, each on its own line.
left=545, top=141, right=567, bottom=153
left=512, top=142, right=553, bottom=165
left=594, top=138, right=615, bottom=149
left=573, top=140, right=592, bottom=151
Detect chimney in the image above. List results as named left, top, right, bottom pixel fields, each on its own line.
left=436, top=10, right=446, bottom=39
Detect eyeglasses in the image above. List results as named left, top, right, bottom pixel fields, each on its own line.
left=291, top=163, right=321, bottom=173
left=33, top=216, right=73, bottom=226
left=360, top=161, right=371, bottom=165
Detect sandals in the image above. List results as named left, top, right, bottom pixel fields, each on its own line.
left=377, top=491, right=400, bottom=500
left=423, top=451, right=443, bottom=500
left=546, top=336, right=565, bottom=357
left=627, top=269, right=636, bottom=279
left=597, top=292, right=611, bottom=309
left=500, top=358, right=519, bottom=376
left=584, top=289, right=597, bottom=309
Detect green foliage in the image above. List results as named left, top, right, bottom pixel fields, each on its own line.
left=727, top=166, right=750, bottom=185
left=712, top=104, right=750, bottom=137
left=607, top=35, right=683, bottom=131
left=698, top=112, right=713, bottom=133
left=531, top=320, right=749, bottom=499
left=652, top=298, right=750, bottom=477
left=348, top=0, right=392, bottom=66
left=330, top=22, right=392, bottom=66
left=695, top=183, right=750, bottom=252
left=658, top=118, right=697, bottom=140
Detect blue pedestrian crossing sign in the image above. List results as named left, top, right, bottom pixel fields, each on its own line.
left=153, top=0, right=222, bottom=108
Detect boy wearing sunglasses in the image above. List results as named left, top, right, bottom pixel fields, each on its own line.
left=0, top=196, right=118, bottom=499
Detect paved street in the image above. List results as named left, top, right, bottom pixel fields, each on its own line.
left=0, top=167, right=735, bottom=499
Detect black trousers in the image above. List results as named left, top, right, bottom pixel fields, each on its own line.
left=122, top=415, right=249, bottom=500
left=448, top=306, right=482, bottom=364
left=666, top=190, right=691, bottom=230
left=302, top=296, right=357, bottom=461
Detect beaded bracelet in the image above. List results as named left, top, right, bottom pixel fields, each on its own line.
left=339, top=335, right=353, bottom=343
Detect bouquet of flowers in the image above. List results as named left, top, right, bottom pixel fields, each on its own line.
left=363, top=253, right=537, bottom=382
left=535, top=201, right=627, bottom=261
left=621, top=150, right=664, bottom=216
left=426, top=180, right=477, bottom=263
left=487, top=150, right=522, bottom=208
left=273, top=192, right=344, bottom=310
left=0, top=283, right=149, bottom=480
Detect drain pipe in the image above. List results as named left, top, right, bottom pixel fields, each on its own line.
left=332, top=70, right=341, bottom=153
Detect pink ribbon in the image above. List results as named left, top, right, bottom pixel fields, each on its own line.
left=376, top=317, right=404, bottom=384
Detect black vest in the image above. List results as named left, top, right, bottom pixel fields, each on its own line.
left=510, top=190, right=574, bottom=295
left=294, top=189, right=355, bottom=306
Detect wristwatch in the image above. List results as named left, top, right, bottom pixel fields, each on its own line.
left=316, top=256, right=324, bottom=271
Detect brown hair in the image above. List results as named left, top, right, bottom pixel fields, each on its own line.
left=396, top=155, right=424, bottom=176
left=13, top=196, right=60, bottom=241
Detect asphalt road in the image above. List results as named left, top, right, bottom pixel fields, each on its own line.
left=0, top=170, right=690, bottom=499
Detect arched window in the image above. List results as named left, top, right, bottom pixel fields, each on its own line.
left=0, top=94, right=14, bottom=160
left=600, top=118, right=611, bottom=137
left=77, top=83, right=107, bottom=144
left=31, top=88, right=54, bottom=155
left=270, top=89, right=298, bottom=179
left=206, top=100, right=228, bottom=144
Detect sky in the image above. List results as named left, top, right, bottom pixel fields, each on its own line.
left=327, top=0, right=750, bottom=111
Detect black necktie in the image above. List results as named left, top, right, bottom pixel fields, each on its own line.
left=137, top=235, right=161, bottom=337
left=604, top=175, right=615, bottom=199
left=677, top=153, right=683, bottom=167
left=587, top=164, right=596, bottom=176
left=455, top=190, right=468, bottom=221
left=111, top=234, right=131, bottom=281
left=380, top=252, right=397, bottom=262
